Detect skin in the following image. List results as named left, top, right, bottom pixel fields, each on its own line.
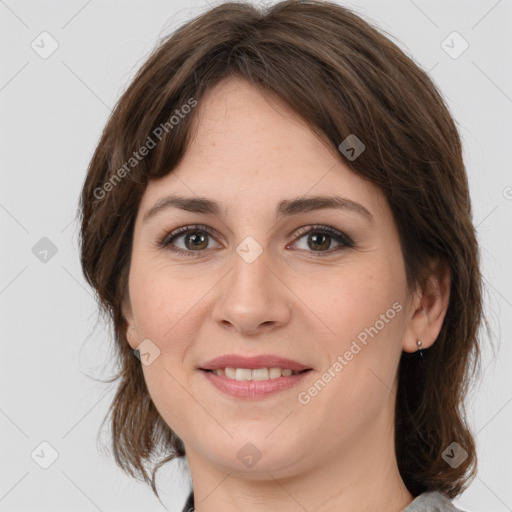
left=122, top=77, right=450, bottom=512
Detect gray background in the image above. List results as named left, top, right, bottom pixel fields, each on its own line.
left=1, top=0, right=511, bottom=511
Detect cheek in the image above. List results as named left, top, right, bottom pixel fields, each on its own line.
left=129, top=254, right=199, bottom=337
left=129, top=265, right=204, bottom=438
left=293, top=260, right=405, bottom=346
left=294, top=262, right=406, bottom=416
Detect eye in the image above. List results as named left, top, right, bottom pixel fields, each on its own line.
left=289, top=224, right=354, bottom=255
left=158, top=224, right=219, bottom=256
left=157, top=224, right=354, bottom=256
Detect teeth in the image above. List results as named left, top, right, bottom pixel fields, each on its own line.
left=269, top=367, right=283, bottom=379
left=251, top=368, right=269, bottom=381
left=212, top=367, right=301, bottom=381
left=235, top=368, right=252, bottom=381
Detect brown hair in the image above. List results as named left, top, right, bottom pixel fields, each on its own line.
left=78, top=0, right=488, bottom=501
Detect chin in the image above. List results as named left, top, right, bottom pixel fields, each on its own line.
left=202, top=436, right=304, bottom=477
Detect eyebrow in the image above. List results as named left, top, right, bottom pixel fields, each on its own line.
left=142, top=194, right=374, bottom=224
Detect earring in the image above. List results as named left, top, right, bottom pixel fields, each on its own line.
left=416, top=339, right=424, bottom=359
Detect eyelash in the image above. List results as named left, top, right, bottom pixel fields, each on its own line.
left=157, top=223, right=355, bottom=257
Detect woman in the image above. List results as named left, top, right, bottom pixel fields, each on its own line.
left=78, top=1, right=485, bottom=510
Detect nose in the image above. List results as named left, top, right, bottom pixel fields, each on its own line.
left=212, top=245, right=292, bottom=336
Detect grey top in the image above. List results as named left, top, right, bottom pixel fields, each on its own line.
left=401, top=490, right=465, bottom=511
left=182, top=489, right=465, bottom=511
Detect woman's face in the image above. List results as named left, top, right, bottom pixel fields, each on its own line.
left=123, top=77, right=419, bottom=479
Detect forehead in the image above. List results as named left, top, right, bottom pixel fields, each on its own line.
left=138, top=77, right=388, bottom=222
left=184, top=78, right=326, bottom=171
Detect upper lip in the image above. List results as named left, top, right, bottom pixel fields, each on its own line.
left=200, top=354, right=312, bottom=371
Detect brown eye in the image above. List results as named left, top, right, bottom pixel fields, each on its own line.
left=291, top=225, right=354, bottom=254
left=306, top=232, right=331, bottom=251
left=181, top=231, right=209, bottom=250
left=159, top=225, right=218, bottom=256
left=158, top=223, right=354, bottom=257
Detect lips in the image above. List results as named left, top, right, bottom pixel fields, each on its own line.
left=199, top=354, right=312, bottom=372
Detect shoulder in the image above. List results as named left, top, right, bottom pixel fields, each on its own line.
left=402, top=490, right=466, bottom=512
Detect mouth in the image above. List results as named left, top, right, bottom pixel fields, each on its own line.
left=200, top=367, right=311, bottom=379
left=199, top=353, right=312, bottom=372
left=199, top=367, right=313, bottom=399
left=198, top=353, right=313, bottom=399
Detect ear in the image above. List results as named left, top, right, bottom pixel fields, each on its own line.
left=121, top=295, right=139, bottom=350
left=402, top=258, right=451, bottom=353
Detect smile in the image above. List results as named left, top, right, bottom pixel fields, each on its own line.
left=200, top=368, right=313, bottom=399
left=205, top=367, right=309, bottom=380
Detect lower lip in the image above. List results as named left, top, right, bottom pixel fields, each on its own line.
left=201, top=369, right=312, bottom=399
